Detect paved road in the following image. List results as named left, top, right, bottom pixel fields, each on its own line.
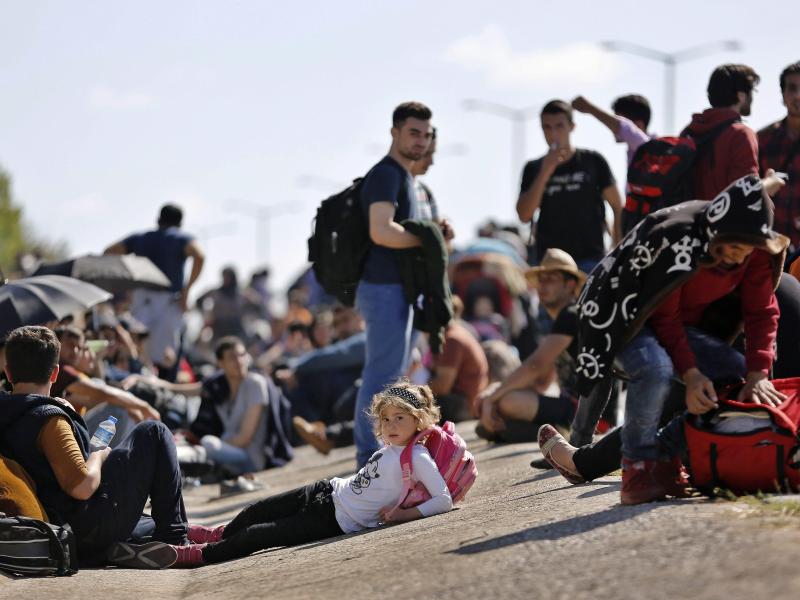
left=3, top=423, right=800, bottom=599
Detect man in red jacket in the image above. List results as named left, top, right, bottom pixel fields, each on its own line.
left=614, top=178, right=788, bottom=505
left=684, top=64, right=760, bottom=200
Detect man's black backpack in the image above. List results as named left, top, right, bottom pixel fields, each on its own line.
left=307, top=178, right=370, bottom=306
left=622, top=118, right=739, bottom=235
left=0, top=514, right=78, bottom=576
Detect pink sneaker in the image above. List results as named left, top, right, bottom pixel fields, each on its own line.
left=187, top=524, right=226, bottom=544
left=172, top=543, right=207, bottom=568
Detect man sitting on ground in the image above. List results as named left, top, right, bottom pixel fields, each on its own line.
left=191, top=337, right=270, bottom=477
left=476, top=248, right=584, bottom=443
left=0, top=326, right=201, bottom=569
left=53, top=325, right=160, bottom=445
left=277, top=305, right=366, bottom=425
left=427, top=296, right=489, bottom=422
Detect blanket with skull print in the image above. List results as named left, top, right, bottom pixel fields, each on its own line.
left=574, top=175, right=786, bottom=396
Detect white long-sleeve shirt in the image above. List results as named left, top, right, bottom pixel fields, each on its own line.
left=331, top=444, right=453, bottom=533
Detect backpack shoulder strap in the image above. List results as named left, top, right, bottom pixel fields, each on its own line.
left=691, top=117, right=741, bottom=146
left=387, top=429, right=434, bottom=514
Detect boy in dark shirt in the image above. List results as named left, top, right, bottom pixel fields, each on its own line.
left=517, top=100, right=623, bottom=273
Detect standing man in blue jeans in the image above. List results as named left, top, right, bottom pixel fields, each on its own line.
left=353, top=102, right=433, bottom=467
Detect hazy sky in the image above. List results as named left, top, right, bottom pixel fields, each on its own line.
left=1, top=0, right=797, bottom=300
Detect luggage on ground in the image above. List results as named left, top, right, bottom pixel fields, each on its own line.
left=684, top=377, right=800, bottom=496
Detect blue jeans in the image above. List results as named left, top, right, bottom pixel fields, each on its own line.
left=201, top=435, right=257, bottom=476
left=618, top=326, right=746, bottom=460
left=353, top=281, right=414, bottom=467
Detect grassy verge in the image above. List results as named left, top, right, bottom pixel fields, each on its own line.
left=720, top=491, right=800, bottom=524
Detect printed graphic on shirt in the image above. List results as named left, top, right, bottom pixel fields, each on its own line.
left=544, top=171, right=587, bottom=195
left=349, top=451, right=382, bottom=495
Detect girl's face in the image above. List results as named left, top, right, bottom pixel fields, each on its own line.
left=380, top=405, right=419, bottom=447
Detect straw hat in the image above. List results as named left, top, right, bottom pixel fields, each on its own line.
left=525, top=248, right=587, bottom=289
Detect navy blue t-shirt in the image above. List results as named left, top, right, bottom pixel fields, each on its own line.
left=359, top=156, right=417, bottom=283
left=124, top=227, right=193, bottom=291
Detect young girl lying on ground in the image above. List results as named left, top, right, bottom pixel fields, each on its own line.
left=177, top=381, right=453, bottom=566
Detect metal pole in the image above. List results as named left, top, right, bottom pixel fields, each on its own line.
left=512, top=113, right=526, bottom=195
left=600, top=40, right=741, bottom=135
left=258, top=211, right=268, bottom=264
left=665, top=58, right=676, bottom=134
left=463, top=99, right=538, bottom=201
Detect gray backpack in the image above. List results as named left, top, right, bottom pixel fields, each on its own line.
left=0, top=513, right=78, bottom=576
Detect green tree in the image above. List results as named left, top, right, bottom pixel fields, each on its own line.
left=0, top=165, right=68, bottom=278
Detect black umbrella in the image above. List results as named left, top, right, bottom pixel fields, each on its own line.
left=33, top=254, right=171, bottom=291
left=0, top=275, right=112, bottom=339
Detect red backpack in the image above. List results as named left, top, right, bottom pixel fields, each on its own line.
left=388, top=421, right=478, bottom=511
left=622, top=119, right=738, bottom=235
left=683, top=377, right=800, bottom=496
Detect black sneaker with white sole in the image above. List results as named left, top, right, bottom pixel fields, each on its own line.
left=107, top=541, right=178, bottom=569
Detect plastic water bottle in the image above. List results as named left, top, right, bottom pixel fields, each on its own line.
left=89, top=416, right=117, bottom=451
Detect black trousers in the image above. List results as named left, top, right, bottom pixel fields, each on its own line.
left=69, top=421, right=188, bottom=556
left=437, top=393, right=473, bottom=423
left=478, top=392, right=577, bottom=443
left=202, top=479, right=343, bottom=564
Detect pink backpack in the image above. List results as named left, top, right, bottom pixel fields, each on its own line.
left=390, top=421, right=478, bottom=511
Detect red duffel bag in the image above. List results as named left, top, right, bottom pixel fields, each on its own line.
left=684, top=377, right=800, bottom=496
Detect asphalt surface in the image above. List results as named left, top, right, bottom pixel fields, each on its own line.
left=3, top=422, right=800, bottom=600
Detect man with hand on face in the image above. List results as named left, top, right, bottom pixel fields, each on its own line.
left=517, top=99, right=623, bottom=274
left=352, top=102, right=433, bottom=467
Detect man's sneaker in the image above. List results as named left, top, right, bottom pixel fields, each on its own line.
left=529, top=457, right=554, bottom=471
left=220, top=476, right=266, bottom=497
left=620, top=458, right=668, bottom=505
left=537, top=424, right=585, bottom=485
left=172, top=543, right=207, bottom=568
left=107, top=541, right=178, bottom=569
left=474, top=423, right=500, bottom=442
left=187, top=524, right=226, bottom=544
left=653, top=456, right=691, bottom=498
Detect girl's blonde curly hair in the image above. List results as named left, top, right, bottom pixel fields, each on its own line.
left=369, top=379, right=441, bottom=441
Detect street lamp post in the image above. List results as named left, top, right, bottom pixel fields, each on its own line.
left=601, top=40, right=742, bottom=134
left=195, top=221, right=238, bottom=248
left=462, top=99, right=540, bottom=196
left=230, top=199, right=306, bottom=264
left=295, top=174, right=348, bottom=192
